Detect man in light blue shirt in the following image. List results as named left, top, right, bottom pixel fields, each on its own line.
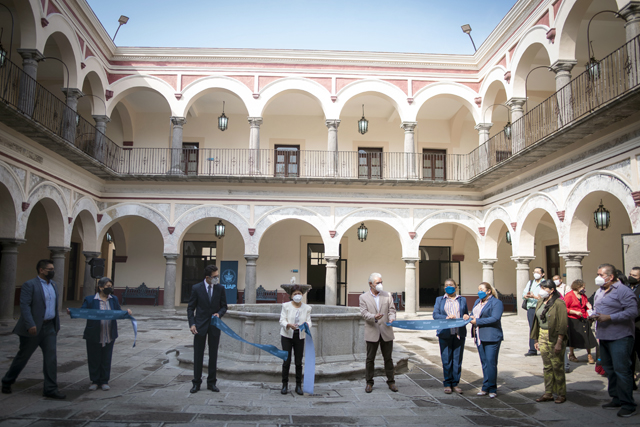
left=522, top=267, right=545, bottom=356
left=39, top=274, right=57, bottom=321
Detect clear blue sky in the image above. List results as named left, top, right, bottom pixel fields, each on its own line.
left=87, top=0, right=518, bottom=54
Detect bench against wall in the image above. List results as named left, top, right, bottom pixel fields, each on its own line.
left=122, top=283, right=160, bottom=306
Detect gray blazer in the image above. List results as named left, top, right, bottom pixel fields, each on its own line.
left=13, top=277, right=60, bottom=337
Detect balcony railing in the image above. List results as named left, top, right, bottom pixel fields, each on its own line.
left=0, top=34, right=639, bottom=182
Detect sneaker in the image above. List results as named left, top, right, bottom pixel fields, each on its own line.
left=88, top=384, right=98, bottom=391
left=101, top=384, right=110, bottom=391
left=489, top=393, right=497, bottom=399
left=617, top=408, right=637, bottom=418
left=602, top=401, right=622, bottom=410
left=565, top=366, right=571, bottom=373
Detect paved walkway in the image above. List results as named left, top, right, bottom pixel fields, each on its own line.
left=0, top=306, right=637, bottom=427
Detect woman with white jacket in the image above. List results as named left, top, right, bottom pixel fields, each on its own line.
left=279, top=285, right=312, bottom=395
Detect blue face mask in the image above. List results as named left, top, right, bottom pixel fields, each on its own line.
left=445, top=286, right=456, bottom=295
left=478, top=291, right=487, bottom=300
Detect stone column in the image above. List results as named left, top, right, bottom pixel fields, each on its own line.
left=403, top=258, right=418, bottom=315
left=619, top=2, right=640, bottom=86
left=49, top=247, right=70, bottom=312
left=479, top=259, right=498, bottom=289
left=474, top=123, right=492, bottom=172
left=0, top=239, right=25, bottom=323
left=16, top=49, right=43, bottom=116
left=550, top=60, right=576, bottom=127
left=82, top=251, right=101, bottom=299
left=248, top=118, right=263, bottom=175
left=169, top=117, right=187, bottom=174
left=324, top=256, right=339, bottom=305
left=163, top=253, right=179, bottom=312
left=507, top=97, right=527, bottom=154
left=244, top=255, right=258, bottom=304
left=92, top=115, right=111, bottom=163
left=511, top=256, right=535, bottom=319
left=559, top=252, right=590, bottom=288
left=61, top=88, right=83, bottom=143
left=401, top=122, right=418, bottom=179
left=325, top=120, right=340, bottom=177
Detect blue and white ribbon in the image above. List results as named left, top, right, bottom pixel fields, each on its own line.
left=387, top=318, right=471, bottom=330
left=211, top=316, right=289, bottom=361
left=298, top=322, right=315, bottom=395
left=69, top=308, right=138, bottom=347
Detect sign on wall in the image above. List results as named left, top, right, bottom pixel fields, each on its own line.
left=220, top=260, right=238, bottom=304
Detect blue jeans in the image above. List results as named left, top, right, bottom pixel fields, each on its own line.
left=439, top=335, right=465, bottom=387
left=600, top=336, right=636, bottom=410
left=477, top=341, right=501, bottom=393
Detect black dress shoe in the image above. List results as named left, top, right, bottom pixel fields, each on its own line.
left=42, top=390, right=66, bottom=399
left=207, top=384, right=220, bottom=392
left=1, top=383, right=11, bottom=394
left=295, top=384, right=303, bottom=395
left=281, top=384, right=288, bottom=395
left=190, top=384, right=200, bottom=393
left=524, top=352, right=537, bottom=357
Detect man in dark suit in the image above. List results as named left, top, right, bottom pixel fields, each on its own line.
left=187, top=264, right=227, bottom=393
left=2, top=259, right=65, bottom=399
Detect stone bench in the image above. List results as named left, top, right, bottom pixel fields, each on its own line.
left=122, top=283, right=160, bottom=306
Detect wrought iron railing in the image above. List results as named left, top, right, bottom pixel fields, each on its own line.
left=0, top=34, right=639, bottom=181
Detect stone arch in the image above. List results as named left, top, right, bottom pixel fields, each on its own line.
left=565, top=172, right=638, bottom=251
left=511, top=27, right=555, bottom=98
left=79, top=64, right=108, bottom=115
left=0, top=162, right=23, bottom=239
left=107, top=76, right=178, bottom=116
left=257, top=77, right=334, bottom=119
left=254, top=206, right=332, bottom=254
left=69, top=197, right=99, bottom=251
left=335, top=79, right=408, bottom=122
left=13, top=0, right=39, bottom=50
left=179, top=76, right=254, bottom=118
left=21, top=183, right=68, bottom=247
left=479, top=73, right=510, bottom=123
left=483, top=206, right=514, bottom=259
left=97, top=203, right=170, bottom=252
left=170, top=204, right=251, bottom=252
left=414, top=210, right=482, bottom=256
left=516, top=193, right=563, bottom=256
left=555, top=0, right=591, bottom=61
left=412, top=82, right=481, bottom=124
left=38, top=16, right=83, bottom=88
left=108, top=222, right=127, bottom=257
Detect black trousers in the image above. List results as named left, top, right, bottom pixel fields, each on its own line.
left=366, top=336, right=395, bottom=386
left=2, top=321, right=58, bottom=393
left=193, top=325, right=221, bottom=386
left=281, top=330, right=304, bottom=385
left=527, top=308, right=537, bottom=353
left=86, top=340, right=115, bottom=385
left=632, top=328, right=640, bottom=377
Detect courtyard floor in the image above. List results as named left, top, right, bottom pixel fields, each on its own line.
left=0, top=305, right=637, bottom=427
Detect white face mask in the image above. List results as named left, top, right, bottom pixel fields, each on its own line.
left=292, top=294, right=303, bottom=303
left=375, top=283, right=383, bottom=293
left=553, top=280, right=560, bottom=286
left=539, top=290, right=550, bottom=299
left=533, top=273, right=542, bottom=280
left=595, top=276, right=606, bottom=286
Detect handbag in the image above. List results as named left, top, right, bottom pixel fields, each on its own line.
left=521, top=280, right=532, bottom=310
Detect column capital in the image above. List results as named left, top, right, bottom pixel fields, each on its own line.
left=474, top=122, right=492, bottom=132
left=48, top=246, right=71, bottom=255
left=402, top=257, right=419, bottom=264
left=163, top=253, right=180, bottom=261
left=510, top=256, right=535, bottom=266
left=325, top=119, right=340, bottom=129
left=479, top=258, right=498, bottom=267
left=248, top=117, right=263, bottom=127
left=400, top=121, right=417, bottom=132
left=244, top=254, right=259, bottom=261
left=324, top=256, right=339, bottom=264
left=92, top=115, right=111, bottom=124
left=506, top=97, right=527, bottom=109
left=619, top=1, right=640, bottom=20
left=61, top=88, right=84, bottom=99
left=83, top=251, right=102, bottom=259
left=17, top=48, right=44, bottom=61
left=550, top=60, right=577, bottom=74
left=0, top=238, right=26, bottom=248
left=558, top=252, right=590, bottom=262
left=170, top=116, right=187, bottom=127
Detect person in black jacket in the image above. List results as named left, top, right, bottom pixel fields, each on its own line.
left=187, top=264, right=227, bottom=393
left=627, top=267, right=640, bottom=390
left=72, top=277, right=131, bottom=391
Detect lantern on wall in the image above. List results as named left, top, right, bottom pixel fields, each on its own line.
left=358, top=105, right=368, bottom=135
left=215, top=220, right=226, bottom=238
left=357, top=222, right=368, bottom=242
left=593, top=200, right=610, bottom=231
left=505, top=230, right=512, bottom=245
left=218, top=101, right=228, bottom=131
left=586, top=57, right=600, bottom=80
left=503, top=122, right=512, bottom=140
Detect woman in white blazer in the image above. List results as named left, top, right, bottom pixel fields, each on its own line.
left=279, top=285, right=312, bottom=395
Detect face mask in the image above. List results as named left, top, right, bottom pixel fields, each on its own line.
left=533, top=273, right=542, bottom=280
left=478, top=291, right=487, bottom=300
left=375, top=283, right=383, bottom=293
left=211, top=277, right=219, bottom=285
left=102, top=287, right=113, bottom=295
left=539, top=290, right=550, bottom=299
left=595, top=276, right=606, bottom=287
left=292, top=294, right=303, bottom=303
left=628, top=276, right=639, bottom=286
left=445, top=286, right=456, bottom=295
left=553, top=280, right=560, bottom=286
left=579, top=289, right=586, bottom=295
left=45, top=271, right=55, bottom=280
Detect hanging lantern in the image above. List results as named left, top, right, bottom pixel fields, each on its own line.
left=586, top=57, right=600, bottom=80
left=358, top=104, right=368, bottom=135
left=0, top=45, right=6, bottom=68
left=593, top=200, right=610, bottom=231
left=357, top=222, right=368, bottom=242
left=215, top=220, right=226, bottom=238
left=503, top=122, right=512, bottom=140
left=505, top=230, right=512, bottom=245
left=218, top=101, right=228, bottom=131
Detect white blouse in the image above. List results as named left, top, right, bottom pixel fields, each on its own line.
left=279, top=301, right=312, bottom=338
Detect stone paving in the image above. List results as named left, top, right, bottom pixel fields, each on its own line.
left=0, top=305, right=638, bottom=427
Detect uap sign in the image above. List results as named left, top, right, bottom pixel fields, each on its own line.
left=220, top=260, right=238, bottom=304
